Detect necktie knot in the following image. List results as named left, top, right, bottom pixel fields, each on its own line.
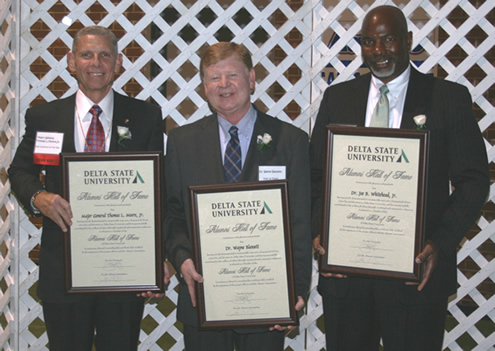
left=379, top=84, right=389, bottom=95
left=229, top=126, right=239, bottom=138
left=90, top=105, right=102, bottom=119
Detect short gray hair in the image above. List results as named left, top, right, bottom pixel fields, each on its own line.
left=72, top=26, right=118, bottom=56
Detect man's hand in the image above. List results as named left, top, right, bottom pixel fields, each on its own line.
left=313, top=235, right=347, bottom=279
left=139, top=261, right=174, bottom=299
left=313, top=234, right=325, bottom=256
left=181, top=259, right=204, bottom=307
left=406, top=240, right=439, bottom=291
left=163, top=260, right=173, bottom=285
left=34, top=192, right=72, bottom=232
left=269, top=296, right=305, bottom=332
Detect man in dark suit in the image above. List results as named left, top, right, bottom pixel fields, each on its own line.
left=310, top=6, right=489, bottom=351
left=8, top=26, right=163, bottom=350
left=164, top=42, right=312, bottom=350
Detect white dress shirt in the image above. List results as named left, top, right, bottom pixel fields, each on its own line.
left=365, top=65, right=411, bottom=128
left=74, top=90, right=114, bottom=152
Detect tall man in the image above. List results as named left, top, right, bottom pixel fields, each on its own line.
left=310, top=6, right=489, bottom=351
left=164, top=42, right=312, bottom=350
left=9, top=26, right=163, bottom=350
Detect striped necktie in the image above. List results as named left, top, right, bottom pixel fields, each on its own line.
left=224, top=126, right=242, bottom=182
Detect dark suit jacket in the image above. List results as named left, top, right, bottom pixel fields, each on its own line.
left=164, top=109, right=312, bottom=327
left=310, top=67, right=489, bottom=303
left=8, top=91, right=164, bottom=303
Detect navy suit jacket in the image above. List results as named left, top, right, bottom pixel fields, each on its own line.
left=9, top=91, right=164, bottom=302
left=310, top=67, right=489, bottom=302
left=164, top=109, right=312, bottom=327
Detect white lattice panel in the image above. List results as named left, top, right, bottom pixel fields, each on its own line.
left=0, top=0, right=492, bottom=350
left=0, top=0, right=15, bottom=350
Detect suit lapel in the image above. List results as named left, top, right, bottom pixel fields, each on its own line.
left=110, top=92, right=126, bottom=151
left=239, top=112, right=275, bottom=182
left=353, top=75, right=372, bottom=127
left=199, top=115, right=225, bottom=183
left=240, top=118, right=262, bottom=182
left=59, top=95, right=77, bottom=153
left=401, top=67, right=430, bottom=129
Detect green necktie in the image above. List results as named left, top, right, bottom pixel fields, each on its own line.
left=370, top=85, right=389, bottom=128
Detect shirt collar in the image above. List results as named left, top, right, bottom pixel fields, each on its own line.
left=218, top=105, right=257, bottom=140
left=371, top=65, right=411, bottom=97
left=75, top=89, right=114, bottom=124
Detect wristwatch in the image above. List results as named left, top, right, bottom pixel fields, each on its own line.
left=30, top=190, right=46, bottom=215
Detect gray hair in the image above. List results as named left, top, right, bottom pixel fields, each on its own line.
left=72, top=26, right=118, bottom=56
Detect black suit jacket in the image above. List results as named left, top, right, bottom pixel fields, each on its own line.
left=310, top=67, right=489, bottom=302
left=164, top=109, right=312, bottom=326
left=8, top=91, right=164, bottom=303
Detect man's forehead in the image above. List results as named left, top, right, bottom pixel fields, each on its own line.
left=362, top=9, right=407, bottom=32
left=76, top=35, right=112, bottom=47
left=206, top=59, right=246, bottom=71
left=361, top=30, right=398, bottom=38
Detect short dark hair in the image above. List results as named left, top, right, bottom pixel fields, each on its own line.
left=72, top=26, right=118, bottom=56
left=200, top=42, right=253, bottom=80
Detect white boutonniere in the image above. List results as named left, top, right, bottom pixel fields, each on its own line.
left=257, top=133, right=272, bottom=152
left=117, top=126, right=132, bottom=147
left=413, top=115, right=427, bottom=130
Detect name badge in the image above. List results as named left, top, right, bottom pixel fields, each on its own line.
left=33, top=132, right=64, bottom=165
left=258, top=166, right=286, bottom=181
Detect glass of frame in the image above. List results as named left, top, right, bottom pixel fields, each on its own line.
left=61, top=152, right=163, bottom=294
left=189, top=180, right=298, bottom=329
left=319, top=125, right=429, bottom=281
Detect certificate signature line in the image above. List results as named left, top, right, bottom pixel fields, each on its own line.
left=350, top=245, right=394, bottom=252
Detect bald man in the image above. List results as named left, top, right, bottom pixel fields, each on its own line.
left=310, top=6, right=488, bottom=350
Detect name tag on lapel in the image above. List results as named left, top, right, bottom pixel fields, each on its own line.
left=33, top=132, right=64, bottom=165
left=258, top=166, right=286, bottom=181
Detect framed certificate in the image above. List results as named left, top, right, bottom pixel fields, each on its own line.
left=61, top=152, right=163, bottom=294
left=320, top=126, right=429, bottom=281
left=189, top=181, right=298, bottom=329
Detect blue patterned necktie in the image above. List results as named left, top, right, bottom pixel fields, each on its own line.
left=370, top=85, right=390, bottom=128
left=224, top=126, right=242, bottom=182
left=84, top=105, right=105, bottom=152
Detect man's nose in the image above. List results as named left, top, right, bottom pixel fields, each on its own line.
left=219, top=75, right=229, bottom=86
left=373, top=40, right=386, bottom=55
left=90, top=54, right=101, bottom=66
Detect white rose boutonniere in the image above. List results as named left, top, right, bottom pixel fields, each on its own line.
left=117, top=126, right=132, bottom=147
left=257, top=133, right=272, bottom=152
left=413, top=115, right=427, bottom=130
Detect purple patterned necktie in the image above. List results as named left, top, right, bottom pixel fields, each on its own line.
left=84, top=105, right=105, bottom=152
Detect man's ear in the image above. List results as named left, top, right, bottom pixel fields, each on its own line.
left=67, top=52, right=75, bottom=73
left=249, top=68, right=256, bottom=94
left=114, top=53, right=123, bottom=73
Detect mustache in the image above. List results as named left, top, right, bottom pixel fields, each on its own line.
left=368, top=56, right=394, bottom=64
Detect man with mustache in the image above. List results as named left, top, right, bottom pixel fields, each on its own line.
left=310, top=5, right=488, bottom=350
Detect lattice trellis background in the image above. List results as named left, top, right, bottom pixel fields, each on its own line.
left=0, top=0, right=493, bottom=350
